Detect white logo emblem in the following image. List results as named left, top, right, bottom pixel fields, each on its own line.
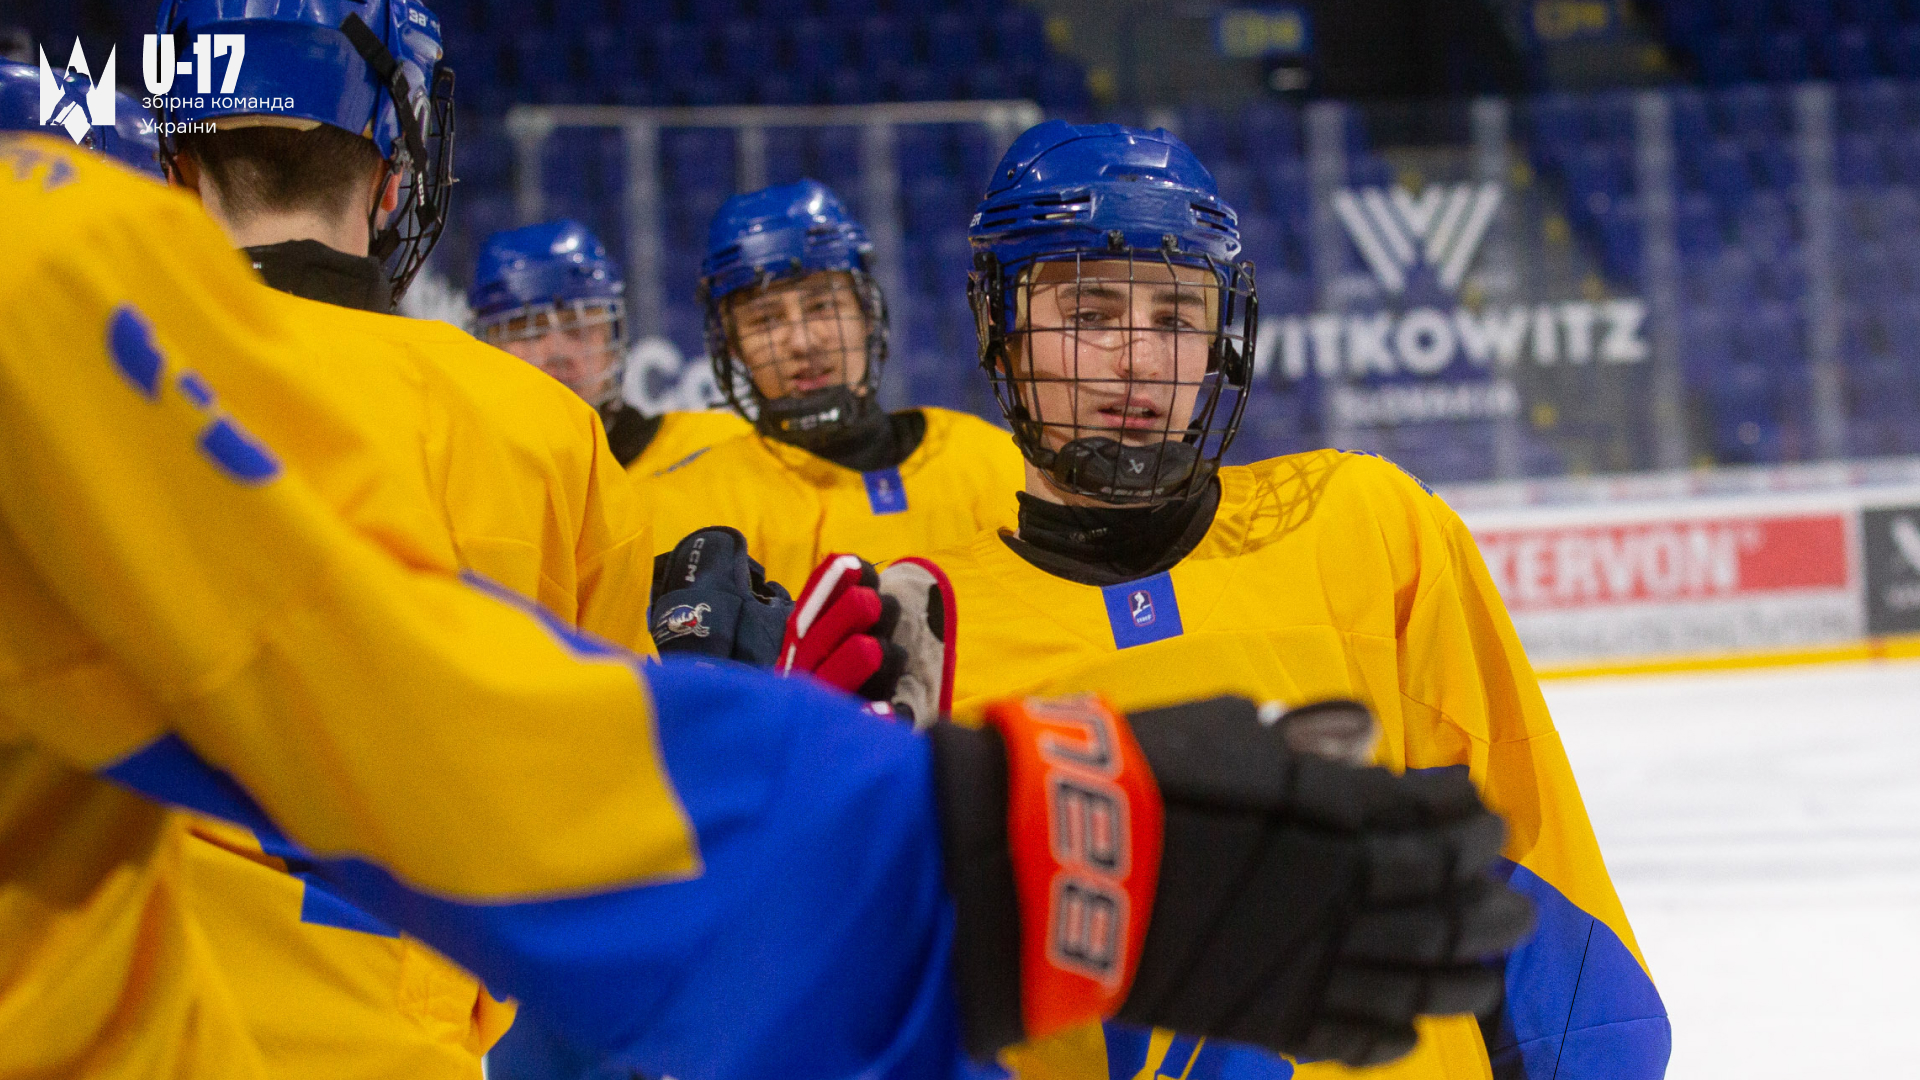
left=38, top=43, right=116, bottom=145
left=1332, top=182, right=1503, bottom=295
left=1892, top=515, right=1920, bottom=575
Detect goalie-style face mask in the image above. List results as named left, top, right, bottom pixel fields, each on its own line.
left=970, top=121, right=1256, bottom=506
left=701, top=180, right=889, bottom=448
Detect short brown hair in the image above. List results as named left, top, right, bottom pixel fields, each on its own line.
left=175, top=124, right=384, bottom=225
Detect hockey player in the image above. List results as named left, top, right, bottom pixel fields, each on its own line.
left=0, top=56, right=161, bottom=174
left=143, top=1, right=657, bottom=1075
left=784, top=121, right=1670, bottom=1079
left=0, top=134, right=1533, bottom=1080
left=646, top=180, right=1027, bottom=600
left=469, top=219, right=749, bottom=482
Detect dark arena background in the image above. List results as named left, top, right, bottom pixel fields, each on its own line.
left=11, top=3, right=1920, bottom=1075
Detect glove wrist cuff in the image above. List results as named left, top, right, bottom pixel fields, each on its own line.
left=985, top=695, right=1164, bottom=1043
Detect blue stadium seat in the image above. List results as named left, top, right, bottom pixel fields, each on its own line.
left=1885, top=23, right=1920, bottom=78
left=926, top=11, right=982, bottom=71
left=1759, top=31, right=1812, bottom=81
left=823, top=67, right=874, bottom=105
left=651, top=23, right=708, bottom=86
left=753, top=70, right=806, bottom=105
left=1698, top=33, right=1752, bottom=83
left=1840, top=80, right=1905, bottom=133
left=962, top=63, right=1013, bottom=100
left=1676, top=192, right=1724, bottom=256
left=894, top=126, right=952, bottom=182
left=687, top=0, right=744, bottom=25
left=1701, top=138, right=1755, bottom=210
left=1781, top=0, right=1833, bottom=37
left=720, top=21, right=773, bottom=78
left=1716, top=84, right=1784, bottom=136
left=1714, top=0, right=1772, bottom=35
left=1824, top=26, right=1878, bottom=80
left=890, top=65, right=944, bottom=102
left=811, top=127, right=865, bottom=190
left=1263, top=158, right=1310, bottom=219
left=1038, top=62, right=1091, bottom=111
left=1749, top=139, right=1797, bottom=189
left=784, top=18, right=846, bottom=75
left=1242, top=102, right=1302, bottom=160
left=1175, top=107, right=1233, bottom=164
left=858, top=15, right=915, bottom=68
left=763, top=128, right=810, bottom=186
left=1836, top=132, right=1889, bottom=186
left=755, top=0, right=814, bottom=20
left=1670, top=88, right=1713, bottom=147
left=1841, top=0, right=1899, bottom=32
left=990, top=7, right=1047, bottom=66
left=821, top=0, right=870, bottom=22
left=619, top=0, right=675, bottom=30
left=665, top=129, right=735, bottom=191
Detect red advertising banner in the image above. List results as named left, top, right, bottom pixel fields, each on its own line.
left=1473, top=513, right=1851, bottom=613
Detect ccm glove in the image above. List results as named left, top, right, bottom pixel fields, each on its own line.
left=931, top=695, right=1534, bottom=1067
left=649, top=526, right=794, bottom=665
left=779, top=553, right=956, bottom=725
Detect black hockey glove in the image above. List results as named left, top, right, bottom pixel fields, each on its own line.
left=931, top=695, right=1534, bottom=1068
left=649, top=526, right=793, bottom=666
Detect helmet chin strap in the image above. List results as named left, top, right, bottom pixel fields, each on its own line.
left=1044, top=437, right=1213, bottom=505
left=755, top=385, right=877, bottom=451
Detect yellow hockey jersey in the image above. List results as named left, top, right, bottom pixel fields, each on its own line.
left=648, top=408, right=1027, bottom=591
left=0, top=138, right=693, bottom=1079
left=930, top=451, right=1670, bottom=1080
left=628, top=409, right=754, bottom=479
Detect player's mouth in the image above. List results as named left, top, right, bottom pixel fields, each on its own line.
left=1093, top=397, right=1166, bottom=432
left=781, top=359, right=844, bottom=393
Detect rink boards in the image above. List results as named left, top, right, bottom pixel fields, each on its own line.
left=1442, top=460, right=1920, bottom=667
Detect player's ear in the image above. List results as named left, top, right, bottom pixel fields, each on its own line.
left=167, top=150, right=201, bottom=195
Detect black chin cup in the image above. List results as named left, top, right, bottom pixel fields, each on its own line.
left=756, top=385, right=873, bottom=449
left=1045, top=437, right=1214, bottom=504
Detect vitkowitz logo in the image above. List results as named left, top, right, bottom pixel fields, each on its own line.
left=1332, top=182, right=1503, bottom=294
left=38, top=44, right=116, bottom=144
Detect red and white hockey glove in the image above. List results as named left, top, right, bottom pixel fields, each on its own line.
left=778, top=553, right=956, bottom=725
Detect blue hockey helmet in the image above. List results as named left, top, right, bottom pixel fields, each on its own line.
left=470, top=220, right=628, bottom=410
left=153, top=0, right=456, bottom=305
left=967, top=120, right=1257, bottom=504
left=698, top=179, right=890, bottom=443
left=0, top=57, right=162, bottom=176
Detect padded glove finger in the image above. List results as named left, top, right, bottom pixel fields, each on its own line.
left=1321, top=962, right=1506, bottom=1025
left=781, top=555, right=880, bottom=675
left=1345, top=879, right=1536, bottom=966
left=1292, top=1018, right=1420, bottom=1071
left=1361, top=812, right=1509, bottom=904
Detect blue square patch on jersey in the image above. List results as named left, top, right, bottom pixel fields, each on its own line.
left=1102, top=572, right=1184, bottom=649
left=863, top=467, right=909, bottom=515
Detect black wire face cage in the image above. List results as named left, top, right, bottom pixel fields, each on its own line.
left=971, top=245, right=1257, bottom=505
left=476, top=298, right=628, bottom=409
left=372, top=63, right=456, bottom=308
left=705, top=267, right=890, bottom=440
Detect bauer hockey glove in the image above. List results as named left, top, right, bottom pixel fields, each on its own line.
left=650, top=526, right=794, bottom=665
left=778, top=553, right=956, bottom=726
left=930, top=694, right=1535, bottom=1068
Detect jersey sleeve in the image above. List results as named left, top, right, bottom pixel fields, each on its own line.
left=1395, top=482, right=1671, bottom=1079
left=0, top=137, right=967, bottom=1080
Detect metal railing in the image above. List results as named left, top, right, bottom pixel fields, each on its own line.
left=505, top=99, right=1044, bottom=351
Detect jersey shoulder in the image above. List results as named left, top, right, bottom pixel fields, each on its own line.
left=1229, top=447, right=1445, bottom=522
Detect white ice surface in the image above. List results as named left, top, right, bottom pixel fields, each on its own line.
left=1542, top=660, right=1920, bottom=1079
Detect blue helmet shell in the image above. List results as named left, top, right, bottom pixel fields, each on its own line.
left=969, top=120, right=1242, bottom=283
left=0, top=59, right=162, bottom=176
left=699, top=179, right=874, bottom=304
left=470, top=219, right=624, bottom=318
left=154, top=0, right=443, bottom=164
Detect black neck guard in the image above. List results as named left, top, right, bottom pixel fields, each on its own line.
left=1003, top=478, right=1222, bottom=587
left=601, top=403, right=664, bottom=469
left=245, top=239, right=391, bottom=313
left=769, top=407, right=928, bottom=474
